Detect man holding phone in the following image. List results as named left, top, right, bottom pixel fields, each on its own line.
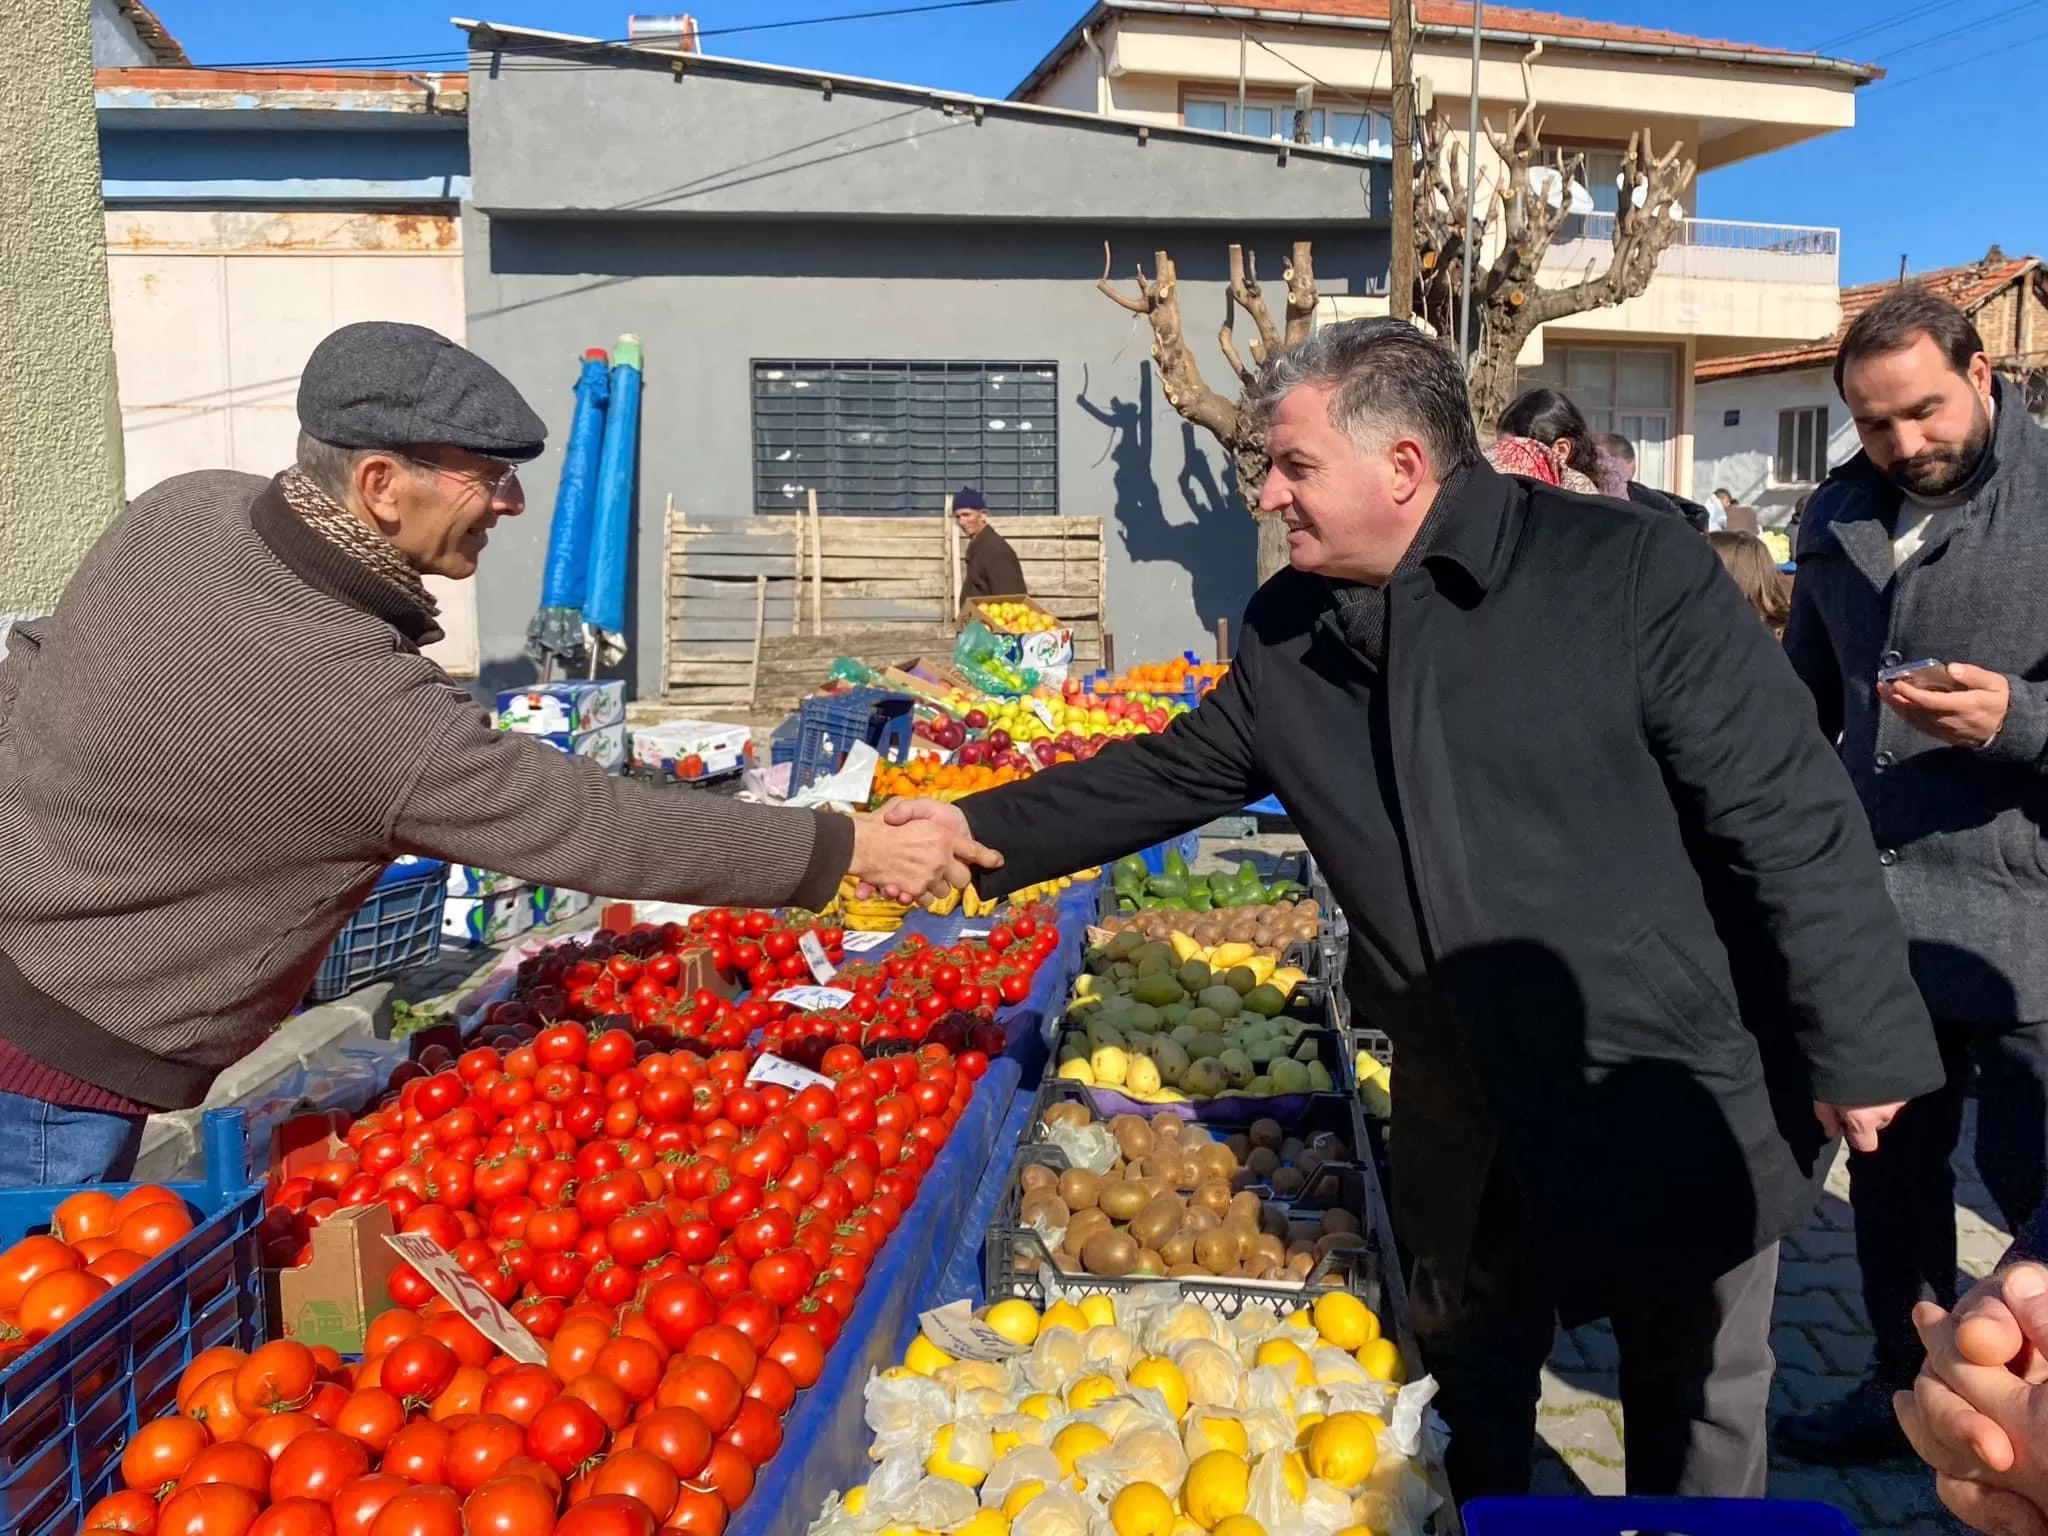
left=1781, top=287, right=2048, bottom=1464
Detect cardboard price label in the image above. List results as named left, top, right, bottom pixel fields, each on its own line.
left=747, top=1052, right=835, bottom=1092
left=799, top=930, right=838, bottom=984
left=841, top=930, right=893, bottom=953
left=770, top=985, right=855, bottom=1012
left=383, top=1232, right=547, bottom=1365
left=1029, top=698, right=1058, bottom=732
left=919, top=1299, right=1025, bottom=1362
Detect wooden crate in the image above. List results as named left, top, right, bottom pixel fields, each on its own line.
left=662, top=499, right=1106, bottom=722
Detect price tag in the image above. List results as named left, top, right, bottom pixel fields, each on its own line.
left=841, top=930, right=893, bottom=953
left=747, top=1052, right=835, bottom=1092
left=919, top=1299, right=1025, bottom=1362
left=1029, top=698, right=1058, bottom=731
left=770, top=985, right=855, bottom=1012
left=960, top=928, right=990, bottom=939
left=384, top=1233, right=548, bottom=1364
left=799, top=930, right=838, bottom=983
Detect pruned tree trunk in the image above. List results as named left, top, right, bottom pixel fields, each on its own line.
left=1099, top=242, right=1316, bottom=584
left=1412, top=42, right=1697, bottom=435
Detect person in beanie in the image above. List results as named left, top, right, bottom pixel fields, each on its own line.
left=0, top=322, right=995, bottom=1186
left=953, top=486, right=1026, bottom=606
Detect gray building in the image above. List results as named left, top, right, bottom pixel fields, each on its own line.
left=459, top=22, right=1389, bottom=692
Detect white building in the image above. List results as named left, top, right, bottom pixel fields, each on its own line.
left=1693, top=250, right=2048, bottom=525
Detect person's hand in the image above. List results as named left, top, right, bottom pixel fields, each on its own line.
left=1880, top=663, right=2011, bottom=749
left=1814, top=1099, right=1906, bottom=1151
left=1897, top=1266, right=2048, bottom=1535
left=847, top=803, right=1001, bottom=905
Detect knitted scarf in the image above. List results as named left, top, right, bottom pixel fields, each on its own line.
left=277, top=467, right=437, bottom=616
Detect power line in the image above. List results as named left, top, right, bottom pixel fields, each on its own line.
left=1812, top=0, right=1950, bottom=52
left=1866, top=21, right=2048, bottom=89
left=182, top=0, right=1023, bottom=73
left=1866, top=0, right=2046, bottom=59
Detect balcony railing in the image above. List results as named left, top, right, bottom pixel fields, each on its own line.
left=1540, top=215, right=1840, bottom=285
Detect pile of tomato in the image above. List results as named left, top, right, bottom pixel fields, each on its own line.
left=0, top=1185, right=199, bottom=1369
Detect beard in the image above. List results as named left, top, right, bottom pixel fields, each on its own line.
left=1887, top=401, right=1993, bottom=497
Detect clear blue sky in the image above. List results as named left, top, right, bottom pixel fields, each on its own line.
left=151, top=0, right=2046, bottom=285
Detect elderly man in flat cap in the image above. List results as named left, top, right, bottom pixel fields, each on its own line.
left=0, top=322, right=995, bottom=1187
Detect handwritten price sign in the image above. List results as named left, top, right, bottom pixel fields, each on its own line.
left=384, top=1232, right=547, bottom=1365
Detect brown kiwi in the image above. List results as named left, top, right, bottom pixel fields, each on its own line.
left=1020, top=1163, right=1059, bottom=1194
left=1260, top=1204, right=1289, bottom=1241
left=1082, top=1230, right=1140, bottom=1277
left=1269, top=1167, right=1305, bottom=1198
left=1128, top=1194, right=1184, bottom=1250
left=1159, top=1232, right=1196, bottom=1268
left=1150, top=1112, right=1184, bottom=1140
left=1203, top=1141, right=1240, bottom=1179
left=1168, top=1262, right=1209, bottom=1279
left=1229, top=1224, right=1258, bottom=1262
left=1248, top=1119, right=1284, bottom=1152
left=1111, top=1116, right=1155, bottom=1162
left=1226, top=1191, right=1265, bottom=1229
left=1280, top=1138, right=1306, bottom=1166
left=1251, top=1233, right=1288, bottom=1271
left=1286, top=1250, right=1318, bottom=1279
left=1098, top=1181, right=1149, bottom=1222
left=1226, top=1133, right=1252, bottom=1163
left=1182, top=1207, right=1219, bottom=1238
left=1194, top=1230, right=1240, bottom=1274
left=1057, top=1169, right=1102, bottom=1212
left=1318, top=1209, right=1363, bottom=1238
left=1045, top=1103, right=1090, bottom=1129
left=1191, top=1180, right=1233, bottom=1220
left=1019, top=1192, right=1070, bottom=1229
left=1133, top=1247, right=1165, bottom=1277
left=1066, top=1207, right=1113, bottom=1251
left=1244, top=1147, right=1281, bottom=1181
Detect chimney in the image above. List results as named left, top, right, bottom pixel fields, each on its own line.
left=1986, top=242, right=2007, bottom=265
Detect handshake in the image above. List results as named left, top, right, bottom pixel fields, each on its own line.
left=847, top=798, right=1003, bottom=906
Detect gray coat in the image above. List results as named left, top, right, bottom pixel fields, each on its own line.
left=1786, top=377, right=2048, bottom=1025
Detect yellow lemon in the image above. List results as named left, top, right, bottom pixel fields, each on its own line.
left=1312, top=1293, right=1380, bottom=1352
left=1284, top=1308, right=1313, bottom=1330
left=1282, top=1453, right=1308, bottom=1502
left=1079, top=1294, right=1118, bottom=1329
left=905, top=1334, right=956, bottom=1377
left=1295, top=1411, right=1326, bottom=1448
left=1355, top=1338, right=1406, bottom=1384
left=926, top=1424, right=987, bottom=1487
left=842, top=1487, right=867, bottom=1517
left=956, top=1513, right=1009, bottom=1536
left=1128, top=1356, right=1189, bottom=1420
left=1067, top=1373, right=1118, bottom=1413
left=1052, top=1422, right=1112, bottom=1477
left=1334, top=1528, right=1377, bottom=1536
left=1019, top=1392, right=1061, bottom=1421
left=992, top=1428, right=1024, bottom=1457
left=1253, top=1338, right=1314, bottom=1388
left=1108, top=1482, right=1177, bottom=1536
left=1307, top=1413, right=1379, bottom=1488
left=1172, top=1524, right=1208, bottom=1536
left=1041, top=1300, right=1091, bottom=1336
left=985, top=1299, right=1041, bottom=1346
left=1213, top=1520, right=1267, bottom=1536
left=1186, top=1413, right=1249, bottom=1458
left=1002, top=1481, right=1046, bottom=1520
left=1182, top=1451, right=1251, bottom=1530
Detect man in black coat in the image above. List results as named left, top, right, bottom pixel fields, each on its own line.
left=1777, top=288, right=2048, bottom=1464
left=891, top=319, right=1942, bottom=1498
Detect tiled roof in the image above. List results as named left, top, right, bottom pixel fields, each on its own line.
left=1214, top=0, right=1825, bottom=59
left=1695, top=253, right=2041, bottom=381
left=113, top=0, right=188, bottom=65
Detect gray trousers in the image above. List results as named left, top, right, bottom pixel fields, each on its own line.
left=1409, top=1166, right=1779, bottom=1501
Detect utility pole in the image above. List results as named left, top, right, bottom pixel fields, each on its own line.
left=1388, top=0, right=1415, bottom=320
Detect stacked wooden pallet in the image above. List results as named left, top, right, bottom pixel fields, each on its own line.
left=661, top=499, right=1106, bottom=723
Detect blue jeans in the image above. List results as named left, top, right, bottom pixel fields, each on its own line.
left=0, top=1091, right=148, bottom=1188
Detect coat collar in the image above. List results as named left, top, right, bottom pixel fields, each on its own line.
left=1416, top=459, right=1524, bottom=596
left=249, top=476, right=445, bottom=646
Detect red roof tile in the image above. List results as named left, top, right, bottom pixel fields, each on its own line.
left=1695, top=254, right=2040, bottom=381
left=1216, top=0, right=1818, bottom=58
left=95, top=67, right=469, bottom=95
left=113, top=0, right=188, bottom=66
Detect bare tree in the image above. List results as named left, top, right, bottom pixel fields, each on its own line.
left=1098, top=241, right=1317, bottom=582
left=1414, top=42, right=1696, bottom=434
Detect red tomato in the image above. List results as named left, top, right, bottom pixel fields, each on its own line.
left=378, top=1337, right=458, bottom=1406
left=683, top=1324, right=757, bottom=1386
left=633, top=1407, right=712, bottom=1480
left=328, top=1476, right=410, bottom=1536
left=741, top=1357, right=795, bottom=1417
left=269, top=1430, right=369, bottom=1504
left=553, top=1494, right=657, bottom=1536
left=379, top=1421, right=451, bottom=1486
left=478, top=1365, right=559, bottom=1429
left=176, top=1441, right=273, bottom=1499
left=657, top=1358, right=741, bottom=1434
left=746, top=1251, right=814, bottom=1311
left=730, top=1211, right=793, bottom=1265
left=457, top=1475, right=556, bottom=1536
left=698, top=1443, right=754, bottom=1514
left=525, top=1395, right=609, bottom=1477
left=642, top=1275, right=717, bottom=1351
left=364, top=1484, right=461, bottom=1536
left=763, top=1324, right=826, bottom=1389
left=718, top=1398, right=783, bottom=1469
left=157, top=1485, right=262, bottom=1536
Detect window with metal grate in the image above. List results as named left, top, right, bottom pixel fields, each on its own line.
left=751, top=359, right=1060, bottom=516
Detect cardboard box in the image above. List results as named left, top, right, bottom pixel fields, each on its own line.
left=524, top=721, right=628, bottom=774
left=528, top=886, right=592, bottom=927
left=448, top=864, right=521, bottom=899
left=494, top=680, right=626, bottom=736
left=444, top=888, right=533, bottom=947
left=630, top=719, right=752, bottom=778
left=970, top=596, right=1074, bottom=684
left=274, top=1202, right=400, bottom=1355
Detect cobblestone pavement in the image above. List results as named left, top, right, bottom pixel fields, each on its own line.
left=1531, top=1106, right=2010, bottom=1532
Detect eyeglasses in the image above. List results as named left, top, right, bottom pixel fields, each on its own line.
left=397, top=452, right=520, bottom=500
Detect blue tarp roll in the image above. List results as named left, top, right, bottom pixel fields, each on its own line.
left=726, top=1055, right=1023, bottom=1536
left=584, top=336, right=643, bottom=642
left=539, top=352, right=610, bottom=610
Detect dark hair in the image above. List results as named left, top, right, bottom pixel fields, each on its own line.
left=1251, top=318, right=1481, bottom=474
left=1834, top=286, right=1986, bottom=394
left=1707, top=531, right=1791, bottom=639
left=1595, top=431, right=1635, bottom=464
left=1498, top=387, right=1601, bottom=481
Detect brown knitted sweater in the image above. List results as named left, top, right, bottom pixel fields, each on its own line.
left=0, top=471, right=852, bottom=1110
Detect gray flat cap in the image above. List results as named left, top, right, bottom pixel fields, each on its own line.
left=298, top=321, right=547, bottom=462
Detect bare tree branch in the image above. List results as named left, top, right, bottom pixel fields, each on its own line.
left=1228, top=245, right=1283, bottom=364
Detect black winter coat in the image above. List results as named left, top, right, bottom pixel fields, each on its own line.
left=963, top=462, right=1941, bottom=1305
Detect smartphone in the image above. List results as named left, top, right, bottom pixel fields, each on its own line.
left=1878, top=658, right=1964, bottom=692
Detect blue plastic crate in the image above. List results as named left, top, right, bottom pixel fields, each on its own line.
left=1462, top=1499, right=1860, bottom=1535
left=791, top=689, right=915, bottom=792
left=308, top=856, right=448, bottom=1002
left=1137, top=830, right=1202, bottom=876
left=0, top=1111, right=265, bottom=1535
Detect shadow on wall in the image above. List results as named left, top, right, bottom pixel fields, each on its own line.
left=1076, top=363, right=1255, bottom=637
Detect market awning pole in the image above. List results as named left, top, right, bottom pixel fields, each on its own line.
left=1459, top=2, right=1483, bottom=355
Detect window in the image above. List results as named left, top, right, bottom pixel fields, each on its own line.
left=1776, top=406, right=1829, bottom=485
left=1541, top=146, right=1627, bottom=214
left=751, top=360, right=1058, bottom=516
left=1183, top=94, right=1390, bottom=156
left=1517, top=345, right=1679, bottom=490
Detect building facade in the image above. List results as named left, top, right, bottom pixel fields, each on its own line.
left=1694, top=251, right=2048, bottom=523
left=458, top=22, right=1390, bottom=692
left=1012, top=0, right=1871, bottom=494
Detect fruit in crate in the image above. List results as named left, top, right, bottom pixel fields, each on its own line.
left=1109, top=852, right=1307, bottom=913
left=981, top=601, right=1059, bottom=634
left=1100, top=658, right=1228, bottom=695
left=837, top=874, right=909, bottom=932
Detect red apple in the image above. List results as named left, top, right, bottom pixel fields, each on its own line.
left=959, top=740, right=987, bottom=766
left=936, top=720, right=968, bottom=750
left=988, top=728, right=1012, bottom=752
left=964, top=708, right=989, bottom=730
